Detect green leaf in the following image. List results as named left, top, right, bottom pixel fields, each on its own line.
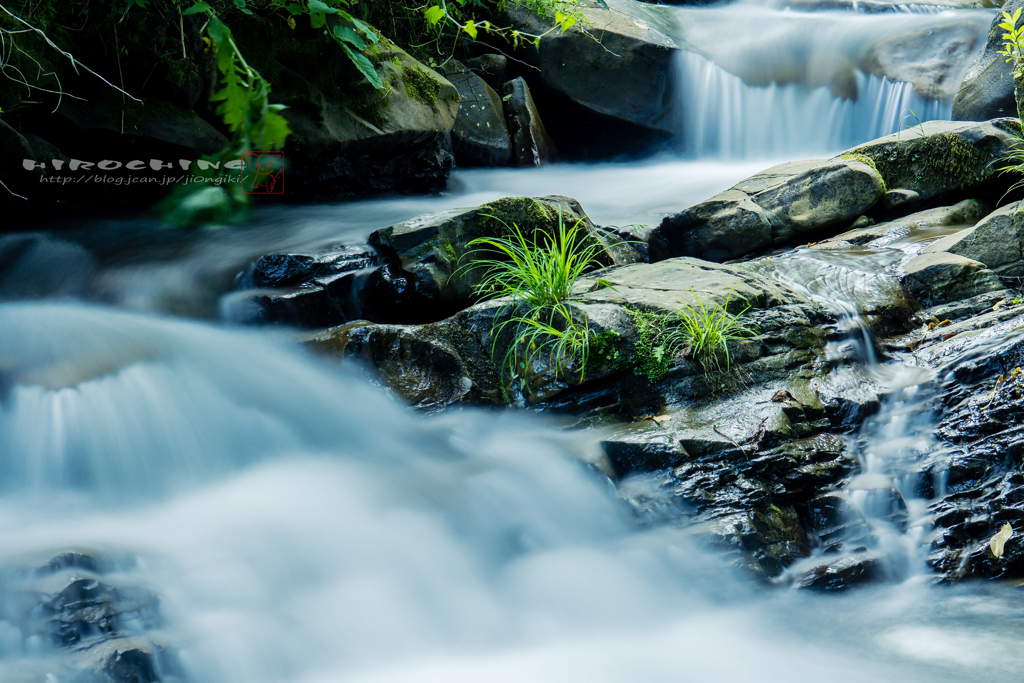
left=310, top=12, right=327, bottom=28
left=308, top=0, right=338, bottom=13
left=233, top=0, right=253, bottom=13
left=285, top=3, right=304, bottom=14
left=463, top=19, right=477, bottom=39
left=183, top=1, right=212, bottom=15
left=424, top=5, right=445, bottom=25
left=257, top=110, right=292, bottom=150
left=340, top=43, right=384, bottom=90
left=349, top=17, right=379, bottom=43
left=333, top=25, right=366, bottom=49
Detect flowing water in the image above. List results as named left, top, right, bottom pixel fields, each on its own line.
left=3, top=0, right=1023, bottom=680
left=665, top=2, right=993, bottom=157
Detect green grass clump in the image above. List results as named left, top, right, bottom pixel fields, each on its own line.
left=462, top=212, right=607, bottom=389
left=665, top=289, right=758, bottom=373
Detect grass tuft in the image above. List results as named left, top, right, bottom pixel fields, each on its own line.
left=665, top=288, right=759, bottom=373
left=461, top=211, right=607, bottom=390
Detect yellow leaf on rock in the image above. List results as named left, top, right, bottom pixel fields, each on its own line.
left=990, top=522, right=1013, bottom=559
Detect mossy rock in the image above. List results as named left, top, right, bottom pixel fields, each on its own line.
left=845, top=119, right=1020, bottom=203
left=367, top=194, right=640, bottom=322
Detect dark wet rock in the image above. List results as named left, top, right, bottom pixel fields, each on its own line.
left=661, top=430, right=855, bottom=580
left=901, top=252, right=1004, bottom=306
left=307, top=257, right=830, bottom=408
left=807, top=492, right=872, bottom=553
left=267, top=40, right=459, bottom=198
left=650, top=156, right=885, bottom=262
left=502, top=78, right=557, bottom=166
left=847, top=119, right=1020, bottom=204
left=442, top=61, right=512, bottom=167
left=38, top=578, right=160, bottom=647
left=462, top=54, right=507, bottom=90
left=70, top=638, right=184, bottom=683
left=504, top=1, right=678, bottom=139
left=58, top=99, right=228, bottom=158
left=601, top=435, right=686, bottom=478
left=245, top=196, right=638, bottom=328
left=252, top=247, right=377, bottom=289
left=243, top=247, right=379, bottom=328
left=0, top=551, right=182, bottom=683
left=952, top=0, right=1024, bottom=122
left=798, top=552, right=884, bottom=590
left=304, top=320, right=474, bottom=410
left=367, top=195, right=636, bottom=322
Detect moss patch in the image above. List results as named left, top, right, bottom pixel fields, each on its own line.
left=840, top=152, right=887, bottom=192
left=859, top=132, right=990, bottom=194
left=477, top=196, right=555, bottom=237
left=626, top=307, right=672, bottom=383
left=403, top=65, right=442, bottom=113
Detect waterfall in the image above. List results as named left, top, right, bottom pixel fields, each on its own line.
left=665, top=3, right=993, bottom=159
left=674, top=50, right=948, bottom=159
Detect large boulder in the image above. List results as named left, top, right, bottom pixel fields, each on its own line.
left=952, top=0, right=1024, bottom=121
left=264, top=40, right=460, bottom=196
left=442, top=61, right=512, bottom=167
left=901, top=252, right=1004, bottom=305
left=367, top=195, right=637, bottom=321
left=847, top=119, right=1020, bottom=204
left=306, top=257, right=827, bottom=407
left=862, top=22, right=983, bottom=102
left=246, top=196, right=639, bottom=328
left=650, top=157, right=885, bottom=262
left=506, top=0, right=678, bottom=136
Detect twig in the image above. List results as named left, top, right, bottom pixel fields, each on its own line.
left=0, top=2, right=141, bottom=102
left=0, top=178, right=26, bottom=201
left=713, top=424, right=749, bottom=461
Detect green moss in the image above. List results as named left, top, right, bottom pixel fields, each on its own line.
left=477, top=196, right=554, bottom=237
left=840, top=152, right=887, bottom=192
left=944, top=133, right=987, bottom=186
left=403, top=65, right=442, bottom=113
left=590, top=329, right=629, bottom=372
left=626, top=307, right=672, bottom=383
left=862, top=131, right=989, bottom=194
left=442, top=241, right=458, bottom=268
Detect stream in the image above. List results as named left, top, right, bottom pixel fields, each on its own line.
left=3, top=0, right=1024, bottom=681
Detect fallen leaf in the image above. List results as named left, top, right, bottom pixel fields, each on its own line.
left=991, top=522, right=1013, bottom=559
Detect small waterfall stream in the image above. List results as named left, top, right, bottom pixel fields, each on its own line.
left=665, top=2, right=993, bottom=158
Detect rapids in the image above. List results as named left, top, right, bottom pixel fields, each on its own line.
left=1, top=0, right=1019, bottom=680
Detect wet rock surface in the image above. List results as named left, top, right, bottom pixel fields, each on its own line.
left=0, top=551, right=182, bottom=683
left=952, top=0, right=1024, bottom=122
left=650, top=156, right=886, bottom=262
left=502, top=78, right=557, bottom=166
left=442, top=61, right=512, bottom=167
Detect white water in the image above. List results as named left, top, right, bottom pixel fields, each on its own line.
left=2, top=303, right=1024, bottom=683
left=675, top=52, right=946, bottom=158
left=666, top=3, right=993, bottom=157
